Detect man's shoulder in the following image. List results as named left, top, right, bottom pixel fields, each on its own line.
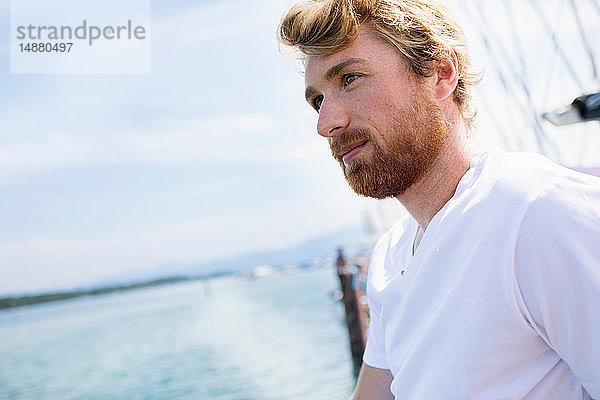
left=517, top=164, right=600, bottom=238
left=481, top=147, right=562, bottom=185
left=482, top=148, right=600, bottom=254
left=475, top=147, right=599, bottom=204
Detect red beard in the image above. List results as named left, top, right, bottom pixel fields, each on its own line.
left=329, top=89, right=447, bottom=199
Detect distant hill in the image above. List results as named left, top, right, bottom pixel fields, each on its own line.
left=84, top=225, right=368, bottom=289
left=145, top=225, right=368, bottom=279
left=0, top=226, right=368, bottom=309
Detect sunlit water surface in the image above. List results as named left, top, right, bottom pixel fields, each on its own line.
left=0, top=267, right=354, bottom=399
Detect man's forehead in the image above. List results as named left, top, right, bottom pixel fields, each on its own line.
left=304, top=30, right=370, bottom=78
left=304, top=27, right=400, bottom=85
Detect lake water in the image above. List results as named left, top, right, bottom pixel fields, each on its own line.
left=0, top=267, right=355, bottom=399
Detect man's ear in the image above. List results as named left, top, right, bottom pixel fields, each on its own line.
left=434, top=48, right=459, bottom=102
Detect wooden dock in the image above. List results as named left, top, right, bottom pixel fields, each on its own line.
left=336, top=254, right=370, bottom=379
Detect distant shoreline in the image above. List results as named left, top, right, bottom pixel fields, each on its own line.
left=0, top=272, right=232, bottom=310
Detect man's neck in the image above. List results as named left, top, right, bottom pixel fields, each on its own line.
left=397, top=122, right=476, bottom=235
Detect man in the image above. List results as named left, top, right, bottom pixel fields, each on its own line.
left=278, top=1, right=600, bottom=399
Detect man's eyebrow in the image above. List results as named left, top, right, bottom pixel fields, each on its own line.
left=324, top=58, right=368, bottom=81
left=304, top=58, right=368, bottom=103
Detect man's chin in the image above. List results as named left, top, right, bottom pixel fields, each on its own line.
left=348, top=182, right=400, bottom=199
left=344, top=170, right=396, bottom=199
left=342, top=160, right=418, bottom=199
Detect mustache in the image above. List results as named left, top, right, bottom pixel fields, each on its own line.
left=329, top=128, right=371, bottom=160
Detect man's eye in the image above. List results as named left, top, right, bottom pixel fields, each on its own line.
left=313, top=95, right=323, bottom=111
left=343, top=74, right=359, bottom=86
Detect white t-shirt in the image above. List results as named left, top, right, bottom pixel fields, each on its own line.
left=363, top=147, right=600, bottom=399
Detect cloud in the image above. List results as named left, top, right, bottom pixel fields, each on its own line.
left=0, top=113, right=300, bottom=185
left=0, top=0, right=321, bottom=185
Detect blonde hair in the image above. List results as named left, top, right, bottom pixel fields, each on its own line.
left=278, top=0, right=480, bottom=127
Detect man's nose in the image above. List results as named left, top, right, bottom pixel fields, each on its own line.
left=316, top=97, right=349, bottom=138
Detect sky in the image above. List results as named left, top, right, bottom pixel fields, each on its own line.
left=1, top=0, right=599, bottom=295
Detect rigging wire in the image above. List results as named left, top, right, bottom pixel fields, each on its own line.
left=528, top=0, right=585, bottom=92
left=470, top=0, right=561, bottom=159
left=462, top=0, right=541, bottom=152
left=589, top=0, right=600, bottom=18
left=540, top=0, right=566, bottom=112
left=503, top=0, right=527, bottom=79
left=569, top=0, right=599, bottom=83
left=454, top=1, right=521, bottom=151
left=569, top=0, right=596, bottom=163
left=502, top=0, right=528, bottom=149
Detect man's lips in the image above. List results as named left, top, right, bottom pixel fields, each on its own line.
left=339, top=140, right=368, bottom=163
